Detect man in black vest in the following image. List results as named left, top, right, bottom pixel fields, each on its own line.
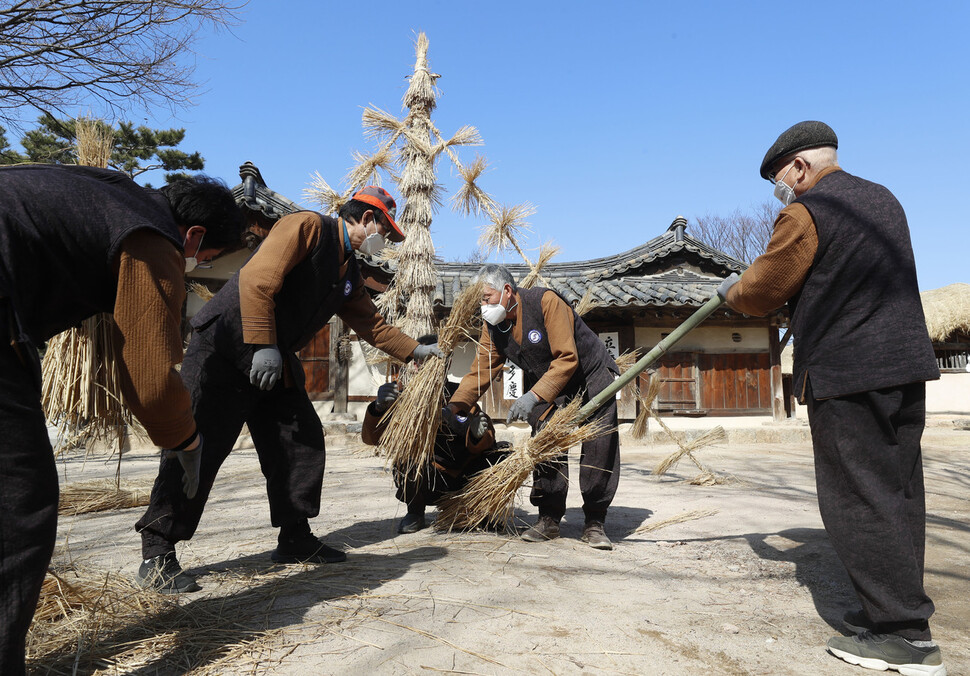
left=720, top=121, right=945, bottom=675
left=135, top=186, right=443, bottom=592
left=361, top=369, right=511, bottom=534
left=448, top=264, right=620, bottom=549
left=0, top=165, right=244, bottom=676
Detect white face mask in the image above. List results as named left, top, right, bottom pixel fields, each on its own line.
left=359, top=231, right=386, bottom=256
left=773, top=165, right=796, bottom=206
left=183, top=230, right=206, bottom=273
left=481, top=302, right=508, bottom=326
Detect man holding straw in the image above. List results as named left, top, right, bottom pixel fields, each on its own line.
left=361, top=359, right=510, bottom=534
left=721, top=121, right=945, bottom=675
left=0, top=165, right=244, bottom=676
left=448, top=264, right=620, bottom=549
left=135, top=186, right=442, bottom=591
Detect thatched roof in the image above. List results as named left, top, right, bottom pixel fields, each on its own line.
left=920, top=283, right=970, bottom=343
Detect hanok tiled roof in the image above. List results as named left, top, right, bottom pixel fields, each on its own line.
left=371, top=218, right=751, bottom=312
left=232, top=161, right=301, bottom=221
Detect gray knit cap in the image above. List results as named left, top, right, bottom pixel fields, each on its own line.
left=760, top=121, right=838, bottom=181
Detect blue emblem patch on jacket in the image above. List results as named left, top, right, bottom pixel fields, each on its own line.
left=528, top=329, right=542, bottom=344
left=344, top=280, right=353, bottom=296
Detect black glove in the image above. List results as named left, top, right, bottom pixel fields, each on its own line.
left=166, top=435, right=203, bottom=499
left=716, top=273, right=740, bottom=300
left=411, top=342, right=444, bottom=361
left=250, top=345, right=283, bottom=390
left=374, top=381, right=400, bottom=413
left=506, top=391, right=539, bottom=424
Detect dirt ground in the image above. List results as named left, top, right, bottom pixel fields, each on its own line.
left=41, top=419, right=970, bottom=675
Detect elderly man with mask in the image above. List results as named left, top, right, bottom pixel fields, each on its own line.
left=0, top=165, right=244, bottom=676
left=447, top=264, right=620, bottom=549
left=718, top=121, right=945, bottom=675
left=135, top=186, right=443, bottom=593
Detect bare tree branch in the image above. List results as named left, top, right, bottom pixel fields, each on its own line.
left=0, top=1, right=244, bottom=126
left=691, top=201, right=780, bottom=264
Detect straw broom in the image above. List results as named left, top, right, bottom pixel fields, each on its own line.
left=434, top=398, right=614, bottom=531
left=58, top=479, right=154, bottom=515
left=378, top=281, right=483, bottom=479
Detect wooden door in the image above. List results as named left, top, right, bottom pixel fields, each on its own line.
left=296, top=324, right=330, bottom=396
left=698, top=353, right=771, bottom=413
left=649, top=352, right=698, bottom=412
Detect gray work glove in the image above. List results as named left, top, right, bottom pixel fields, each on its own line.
left=469, top=412, right=489, bottom=440
left=716, top=272, right=740, bottom=300
left=166, top=435, right=203, bottom=499
left=411, top=342, right=444, bottom=361
left=250, top=345, right=283, bottom=390
left=506, top=391, right=540, bottom=424
left=374, top=381, right=400, bottom=413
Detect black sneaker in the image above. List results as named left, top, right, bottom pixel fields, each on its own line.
left=136, top=552, right=201, bottom=594
left=827, top=631, right=946, bottom=675
left=397, top=511, right=427, bottom=534
left=581, top=521, right=613, bottom=550
left=843, top=609, right=874, bottom=634
left=272, top=534, right=347, bottom=564
left=520, top=515, right=560, bottom=542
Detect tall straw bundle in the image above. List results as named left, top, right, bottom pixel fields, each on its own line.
left=378, top=282, right=484, bottom=479
left=58, top=479, right=153, bottom=515
left=434, top=398, right=614, bottom=531
left=75, top=117, right=114, bottom=167
left=920, top=282, right=970, bottom=342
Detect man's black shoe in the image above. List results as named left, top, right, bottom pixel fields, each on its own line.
left=827, top=631, right=946, bottom=675
left=398, top=511, right=427, bottom=534
left=843, top=609, right=874, bottom=634
left=520, top=515, right=560, bottom=542
left=581, top=520, right=613, bottom=550
left=135, top=552, right=201, bottom=594
left=272, top=534, right=347, bottom=563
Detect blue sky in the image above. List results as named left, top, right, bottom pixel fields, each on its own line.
left=16, top=1, right=970, bottom=290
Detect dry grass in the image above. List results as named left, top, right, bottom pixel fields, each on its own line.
left=58, top=479, right=153, bottom=516
left=631, top=371, right=662, bottom=440
left=434, top=398, right=613, bottom=531
left=574, top=287, right=598, bottom=317
left=188, top=281, right=215, bottom=302
left=920, top=282, right=970, bottom=342
left=519, top=242, right=560, bottom=290
left=653, top=424, right=727, bottom=477
left=378, top=282, right=484, bottom=479
left=630, top=509, right=719, bottom=535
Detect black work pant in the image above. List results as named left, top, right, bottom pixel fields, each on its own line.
left=394, top=446, right=511, bottom=511
left=136, top=332, right=327, bottom=559
left=529, top=366, right=620, bottom=523
left=0, top=338, right=57, bottom=676
left=807, top=381, right=934, bottom=641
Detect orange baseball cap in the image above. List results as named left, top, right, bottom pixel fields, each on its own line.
left=352, top=185, right=405, bottom=242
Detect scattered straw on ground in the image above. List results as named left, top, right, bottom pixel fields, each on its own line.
left=630, top=509, right=720, bottom=535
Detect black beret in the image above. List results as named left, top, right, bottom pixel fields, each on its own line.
left=760, top=121, right=838, bottom=180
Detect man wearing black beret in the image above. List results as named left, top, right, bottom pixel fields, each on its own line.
left=718, top=122, right=945, bottom=675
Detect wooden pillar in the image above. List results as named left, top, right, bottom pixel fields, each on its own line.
left=330, top=318, right=349, bottom=414
left=768, top=320, right=785, bottom=421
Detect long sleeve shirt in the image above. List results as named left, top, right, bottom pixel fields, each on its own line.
left=724, top=165, right=840, bottom=316
left=450, top=289, right=578, bottom=410
left=112, top=230, right=196, bottom=449
left=237, top=211, right=418, bottom=360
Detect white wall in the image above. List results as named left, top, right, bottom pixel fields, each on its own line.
left=633, top=325, right=769, bottom=352
left=926, top=373, right=970, bottom=414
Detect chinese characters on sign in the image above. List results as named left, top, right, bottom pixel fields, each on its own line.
left=599, top=332, right=622, bottom=400
left=503, top=360, right=523, bottom=400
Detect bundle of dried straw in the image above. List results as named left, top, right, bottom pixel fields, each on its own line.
left=58, top=479, right=153, bottom=515
left=434, top=398, right=614, bottom=531
left=378, top=281, right=483, bottom=479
